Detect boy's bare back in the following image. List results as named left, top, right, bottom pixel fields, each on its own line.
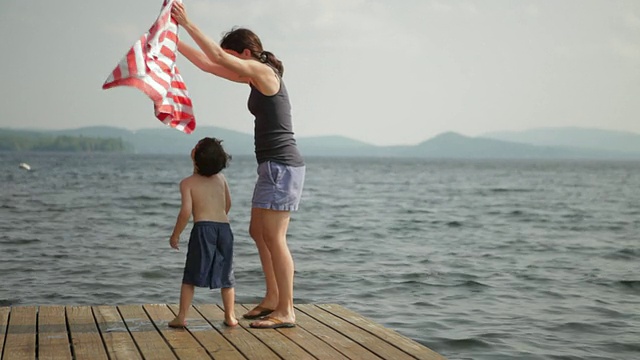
left=181, top=173, right=231, bottom=223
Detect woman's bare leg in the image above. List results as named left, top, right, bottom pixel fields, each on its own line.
left=244, top=207, right=279, bottom=317
left=250, top=208, right=295, bottom=326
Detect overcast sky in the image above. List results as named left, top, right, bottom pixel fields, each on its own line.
left=1, top=0, right=638, bottom=145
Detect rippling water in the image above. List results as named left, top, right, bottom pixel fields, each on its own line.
left=1, top=152, right=639, bottom=360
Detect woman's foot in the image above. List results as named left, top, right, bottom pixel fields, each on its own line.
left=168, top=317, right=186, bottom=328
left=242, top=305, right=275, bottom=319
left=249, top=308, right=295, bottom=328
left=249, top=314, right=295, bottom=329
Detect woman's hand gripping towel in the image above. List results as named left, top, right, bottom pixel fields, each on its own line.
left=103, top=0, right=195, bottom=134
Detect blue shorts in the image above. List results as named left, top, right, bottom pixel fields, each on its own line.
left=182, top=221, right=235, bottom=289
left=252, top=161, right=305, bottom=211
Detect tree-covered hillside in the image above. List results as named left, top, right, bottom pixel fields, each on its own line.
left=0, top=133, right=131, bottom=152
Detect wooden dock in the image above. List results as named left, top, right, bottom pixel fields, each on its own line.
left=0, top=303, right=445, bottom=359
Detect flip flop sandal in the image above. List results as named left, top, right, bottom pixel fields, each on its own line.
left=242, top=306, right=275, bottom=319
left=249, top=316, right=296, bottom=329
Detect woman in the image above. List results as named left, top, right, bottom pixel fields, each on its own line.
left=171, top=3, right=305, bottom=329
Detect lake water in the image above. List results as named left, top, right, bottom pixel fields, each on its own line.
left=1, top=152, right=639, bottom=360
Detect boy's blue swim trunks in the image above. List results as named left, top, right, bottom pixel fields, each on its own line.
left=182, top=221, right=235, bottom=289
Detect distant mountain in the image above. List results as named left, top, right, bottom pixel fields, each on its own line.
left=302, top=131, right=640, bottom=159
left=482, top=127, right=640, bottom=154
left=393, top=132, right=632, bottom=159
left=42, top=126, right=380, bottom=157
left=51, top=126, right=255, bottom=156
left=51, top=126, right=132, bottom=139
left=3, top=126, right=640, bottom=159
left=130, top=126, right=254, bottom=155
left=0, top=128, right=130, bottom=152
left=297, top=135, right=380, bottom=157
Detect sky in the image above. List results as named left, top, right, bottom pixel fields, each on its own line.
left=0, top=0, right=638, bottom=146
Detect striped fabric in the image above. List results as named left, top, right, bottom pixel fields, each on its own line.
left=103, top=0, right=195, bottom=134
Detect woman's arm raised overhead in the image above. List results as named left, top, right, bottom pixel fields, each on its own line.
left=177, top=41, right=248, bottom=83
left=172, top=2, right=265, bottom=83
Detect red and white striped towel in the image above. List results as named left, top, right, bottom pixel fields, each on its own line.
left=103, top=0, right=195, bottom=134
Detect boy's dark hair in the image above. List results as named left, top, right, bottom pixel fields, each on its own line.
left=193, top=137, right=231, bottom=176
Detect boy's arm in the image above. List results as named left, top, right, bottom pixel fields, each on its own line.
left=224, top=176, right=231, bottom=215
left=169, top=179, right=192, bottom=249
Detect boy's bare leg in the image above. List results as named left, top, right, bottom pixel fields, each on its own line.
left=221, top=287, right=238, bottom=326
left=169, top=283, right=194, bottom=328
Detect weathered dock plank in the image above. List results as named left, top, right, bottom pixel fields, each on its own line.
left=237, top=304, right=315, bottom=360
left=195, top=304, right=279, bottom=360
left=0, top=304, right=446, bottom=360
left=240, top=304, right=349, bottom=360
left=144, top=304, right=211, bottom=359
left=297, top=304, right=417, bottom=360
left=0, top=307, right=10, bottom=358
left=318, top=304, right=447, bottom=360
left=3, top=306, right=37, bottom=360
left=167, top=304, right=246, bottom=360
left=292, top=304, right=381, bottom=359
left=38, top=306, right=72, bottom=360
left=93, top=305, right=142, bottom=360
left=66, top=306, right=108, bottom=360
left=118, top=305, right=176, bottom=360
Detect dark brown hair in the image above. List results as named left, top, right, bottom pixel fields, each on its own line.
left=193, top=137, right=231, bottom=176
left=220, top=27, right=284, bottom=76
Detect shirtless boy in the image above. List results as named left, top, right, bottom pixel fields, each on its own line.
left=168, top=137, right=237, bottom=327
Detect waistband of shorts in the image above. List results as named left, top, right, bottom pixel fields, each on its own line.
left=258, top=160, right=306, bottom=168
left=193, top=221, right=230, bottom=226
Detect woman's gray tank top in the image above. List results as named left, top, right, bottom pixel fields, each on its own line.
left=248, top=75, right=304, bottom=166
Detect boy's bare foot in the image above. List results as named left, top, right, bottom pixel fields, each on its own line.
left=168, top=317, right=186, bottom=328
left=223, top=317, right=238, bottom=327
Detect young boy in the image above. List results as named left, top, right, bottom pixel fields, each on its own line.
left=168, top=137, right=237, bottom=328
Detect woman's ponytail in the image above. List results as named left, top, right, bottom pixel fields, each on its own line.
left=259, top=51, right=284, bottom=77
left=220, top=28, right=284, bottom=76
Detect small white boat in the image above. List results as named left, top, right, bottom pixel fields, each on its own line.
left=19, top=162, right=31, bottom=171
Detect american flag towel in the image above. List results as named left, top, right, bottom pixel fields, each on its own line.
left=102, top=0, right=195, bottom=134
